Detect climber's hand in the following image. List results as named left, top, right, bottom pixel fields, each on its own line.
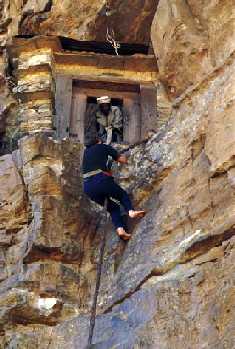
left=122, top=149, right=131, bottom=157
left=117, top=155, right=128, bottom=164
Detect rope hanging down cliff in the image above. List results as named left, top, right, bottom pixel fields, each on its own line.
left=87, top=201, right=109, bottom=348
left=105, top=1, right=120, bottom=55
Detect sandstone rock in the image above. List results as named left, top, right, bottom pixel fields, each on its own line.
left=0, top=0, right=158, bottom=45
left=154, top=81, right=172, bottom=128
left=0, top=24, right=18, bottom=142
left=96, top=53, right=235, bottom=318
left=0, top=154, right=28, bottom=233
left=19, top=0, right=158, bottom=44
left=3, top=240, right=234, bottom=348
left=0, top=52, right=17, bottom=137
left=18, top=52, right=52, bottom=70
left=0, top=135, right=103, bottom=337
left=0, top=153, right=29, bottom=308
left=23, top=0, right=52, bottom=14
left=151, top=0, right=235, bottom=98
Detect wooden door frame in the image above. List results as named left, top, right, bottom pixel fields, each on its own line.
left=55, top=75, right=157, bottom=143
left=55, top=75, right=73, bottom=140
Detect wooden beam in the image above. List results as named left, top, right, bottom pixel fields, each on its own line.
left=74, top=87, right=138, bottom=100
left=55, top=76, right=72, bottom=139
left=66, top=74, right=154, bottom=85
left=70, top=93, right=87, bottom=143
left=75, top=80, right=140, bottom=93
left=10, top=36, right=62, bottom=56
left=123, top=97, right=141, bottom=144
left=54, top=52, right=158, bottom=73
left=140, top=83, right=157, bottom=139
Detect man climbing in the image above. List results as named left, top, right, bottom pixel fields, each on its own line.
left=82, top=136, right=145, bottom=240
left=96, top=96, right=123, bottom=144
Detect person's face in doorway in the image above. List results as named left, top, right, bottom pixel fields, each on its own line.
left=100, top=103, right=111, bottom=115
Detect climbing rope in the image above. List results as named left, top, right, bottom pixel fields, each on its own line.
left=106, top=28, right=120, bottom=56
left=105, top=1, right=120, bottom=56
left=87, top=200, right=109, bottom=348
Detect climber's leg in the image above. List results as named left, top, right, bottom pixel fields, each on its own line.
left=83, top=174, right=106, bottom=207
left=84, top=181, right=105, bottom=207
left=83, top=174, right=131, bottom=239
left=106, top=198, right=131, bottom=240
left=102, top=177, right=133, bottom=211
left=106, top=198, right=124, bottom=228
left=84, top=174, right=144, bottom=239
left=102, top=177, right=145, bottom=219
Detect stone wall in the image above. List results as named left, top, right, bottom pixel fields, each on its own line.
left=8, top=37, right=60, bottom=137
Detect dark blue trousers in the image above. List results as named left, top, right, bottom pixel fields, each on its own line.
left=83, top=173, right=133, bottom=229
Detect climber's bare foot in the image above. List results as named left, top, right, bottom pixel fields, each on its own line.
left=116, top=227, right=131, bottom=241
left=128, top=210, right=146, bottom=219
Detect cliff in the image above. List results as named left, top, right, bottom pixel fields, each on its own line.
left=0, top=1, right=235, bottom=348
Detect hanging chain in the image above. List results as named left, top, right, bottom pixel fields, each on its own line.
left=105, top=1, right=120, bottom=55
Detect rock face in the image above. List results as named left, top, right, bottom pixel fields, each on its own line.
left=151, top=0, right=235, bottom=98
left=0, top=0, right=235, bottom=349
left=0, top=1, right=19, bottom=151
left=1, top=0, right=158, bottom=45
left=0, top=135, right=104, bottom=342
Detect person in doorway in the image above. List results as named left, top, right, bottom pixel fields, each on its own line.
left=82, top=136, right=145, bottom=240
left=96, top=96, right=123, bottom=144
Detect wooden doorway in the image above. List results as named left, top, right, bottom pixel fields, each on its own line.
left=55, top=76, right=157, bottom=143
left=70, top=80, right=141, bottom=144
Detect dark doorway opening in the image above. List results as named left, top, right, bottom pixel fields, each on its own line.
left=86, top=96, right=123, bottom=107
left=85, top=97, right=124, bottom=144
left=59, top=37, right=150, bottom=56
left=57, top=78, right=156, bottom=144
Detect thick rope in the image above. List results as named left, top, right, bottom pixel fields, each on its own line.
left=87, top=201, right=109, bottom=348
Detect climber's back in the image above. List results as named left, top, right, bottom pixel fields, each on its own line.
left=82, top=142, right=118, bottom=178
